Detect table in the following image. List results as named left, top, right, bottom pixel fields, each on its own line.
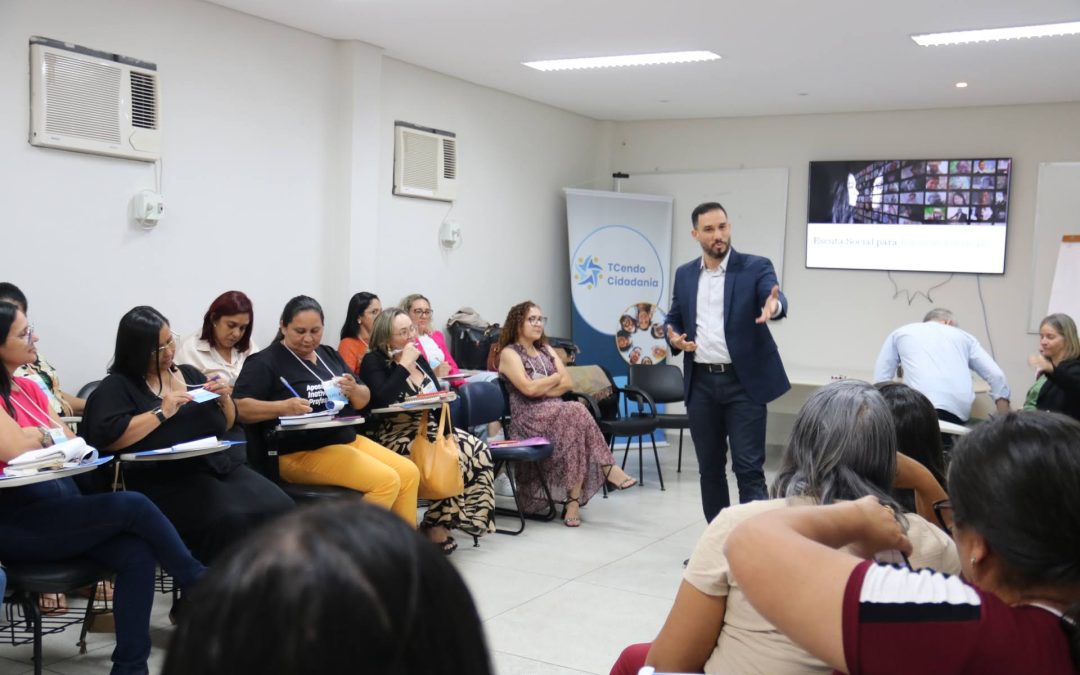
left=274, top=416, right=367, bottom=432
left=0, top=457, right=113, bottom=488
left=370, top=394, right=457, bottom=415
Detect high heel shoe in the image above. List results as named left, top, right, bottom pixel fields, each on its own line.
left=561, top=497, right=581, bottom=527
left=603, top=465, right=638, bottom=490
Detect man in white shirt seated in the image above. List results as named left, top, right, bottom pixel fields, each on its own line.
left=874, top=308, right=1010, bottom=427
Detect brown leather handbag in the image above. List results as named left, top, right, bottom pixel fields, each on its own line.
left=409, top=401, right=464, bottom=500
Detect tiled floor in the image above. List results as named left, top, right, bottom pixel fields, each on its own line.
left=0, top=438, right=783, bottom=674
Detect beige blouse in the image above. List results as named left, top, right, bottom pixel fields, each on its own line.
left=175, top=331, right=259, bottom=385
left=683, top=496, right=960, bottom=675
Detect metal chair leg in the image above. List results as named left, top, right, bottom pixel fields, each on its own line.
left=677, top=429, right=684, bottom=473
left=651, top=435, right=665, bottom=491
left=28, top=593, right=43, bottom=675
left=637, top=435, right=644, bottom=485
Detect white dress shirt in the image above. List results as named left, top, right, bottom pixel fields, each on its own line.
left=873, top=321, right=1010, bottom=421
left=175, top=331, right=259, bottom=385
left=695, top=256, right=732, bottom=364
left=693, top=255, right=782, bottom=365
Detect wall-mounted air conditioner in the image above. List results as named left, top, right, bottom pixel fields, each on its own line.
left=393, top=121, right=457, bottom=202
left=29, top=36, right=161, bottom=162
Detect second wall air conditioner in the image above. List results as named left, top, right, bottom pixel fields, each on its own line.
left=393, top=121, right=457, bottom=202
left=29, top=36, right=161, bottom=162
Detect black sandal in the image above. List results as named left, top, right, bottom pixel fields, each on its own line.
left=603, top=465, right=638, bottom=490
left=561, top=497, right=581, bottom=527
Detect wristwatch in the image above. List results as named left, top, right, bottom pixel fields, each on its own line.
left=152, top=407, right=167, bottom=423
left=38, top=426, right=54, bottom=448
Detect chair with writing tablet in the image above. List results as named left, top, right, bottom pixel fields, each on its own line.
left=459, top=381, right=556, bottom=534
left=243, top=424, right=362, bottom=503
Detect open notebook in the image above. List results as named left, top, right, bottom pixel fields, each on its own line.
left=4, top=437, right=99, bottom=476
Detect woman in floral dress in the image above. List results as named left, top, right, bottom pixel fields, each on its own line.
left=498, top=301, right=636, bottom=527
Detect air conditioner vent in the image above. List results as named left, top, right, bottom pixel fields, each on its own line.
left=43, top=51, right=122, bottom=143
left=130, top=71, right=158, bottom=129
left=393, top=122, right=457, bottom=202
left=442, top=138, right=456, bottom=180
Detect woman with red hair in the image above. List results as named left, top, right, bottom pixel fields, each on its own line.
left=177, top=291, right=259, bottom=385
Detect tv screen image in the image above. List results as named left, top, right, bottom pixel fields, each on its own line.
left=806, top=158, right=1012, bottom=274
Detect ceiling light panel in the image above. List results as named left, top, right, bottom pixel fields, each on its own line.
left=523, top=50, right=720, bottom=72
left=912, top=21, right=1080, bottom=47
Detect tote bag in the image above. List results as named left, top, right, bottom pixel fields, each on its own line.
left=409, top=401, right=464, bottom=500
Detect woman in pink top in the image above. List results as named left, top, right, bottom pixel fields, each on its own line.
left=399, top=294, right=459, bottom=380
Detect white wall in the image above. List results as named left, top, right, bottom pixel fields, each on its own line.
left=0, top=0, right=605, bottom=391
left=610, top=102, right=1080, bottom=407
left=0, top=0, right=339, bottom=388
left=375, top=58, right=606, bottom=337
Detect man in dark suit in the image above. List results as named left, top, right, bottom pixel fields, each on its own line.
left=666, top=202, right=789, bottom=523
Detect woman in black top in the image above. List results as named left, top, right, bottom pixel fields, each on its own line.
left=82, top=306, right=293, bottom=563
left=233, top=296, right=419, bottom=526
left=1026, top=313, right=1080, bottom=422
left=360, top=308, right=494, bottom=553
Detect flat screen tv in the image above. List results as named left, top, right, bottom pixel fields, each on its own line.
left=806, top=158, right=1011, bottom=274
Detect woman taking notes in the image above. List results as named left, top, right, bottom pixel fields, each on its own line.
left=82, top=306, right=292, bottom=564
left=0, top=302, right=205, bottom=675
left=359, top=308, right=494, bottom=552
left=233, top=296, right=418, bottom=525
left=175, top=290, right=259, bottom=385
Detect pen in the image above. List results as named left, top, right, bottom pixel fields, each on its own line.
left=279, top=376, right=302, bottom=398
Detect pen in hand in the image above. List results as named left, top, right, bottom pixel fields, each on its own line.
left=279, top=376, right=302, bottom=398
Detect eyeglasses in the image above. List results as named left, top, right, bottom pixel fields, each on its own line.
left=526, top=316, right=548, bottom=326
left=393, top=326, right=417, bottom=339
left=410, top=308, right=434, bottom=318
left=154, top=333, right=178, bottom=354
left=932, top=499, right=954, bottom=535
left=18, top=324, right=35, bottom=344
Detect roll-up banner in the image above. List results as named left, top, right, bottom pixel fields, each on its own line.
left=564, top=189, right=674, bottom=375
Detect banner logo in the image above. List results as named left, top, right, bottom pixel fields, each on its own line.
left=574, top=255, right=603, bottom=289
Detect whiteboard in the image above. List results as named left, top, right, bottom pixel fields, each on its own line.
left=622, top=168, right=790, bottom=308
left=1028, top=162, right=1080, bottom=332
left=1047, top=236, right=1080, bottom=321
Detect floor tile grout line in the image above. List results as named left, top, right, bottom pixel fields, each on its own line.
left=491, top=649, right=599, bottom=674
left=480, top=577, right=576, bottom=623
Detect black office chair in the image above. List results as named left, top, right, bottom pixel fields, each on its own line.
left=75, top=380, right=101, bottom=400
left=570, top=367, right=662, bottom=489
left=243, top=425, right=362, bottom=504
left=2, top=560, right=111, bottom=674
left=458, top=381, right=556, bottom=534
left=628, top=364, right=690, bottom=473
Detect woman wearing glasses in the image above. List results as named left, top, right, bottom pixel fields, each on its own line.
left=400, top=294, right=460, bottom=379
left=359, top=308, right=494, bottom=554
left=233, top=296, right=419, bottom=526
left=612, top=380, right=957, bottom=674
left=498, top=301, right=636, bottom=528
left=725, top=411, right=1080, bottom=674
left=0, top=302, right=206, bottom=675
left=82, top=306, right=292, bottom=564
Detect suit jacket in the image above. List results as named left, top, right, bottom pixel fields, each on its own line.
left=666, top=248, right=790, bottom=405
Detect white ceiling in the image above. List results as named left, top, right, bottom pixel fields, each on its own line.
left=205, top=0, right=1080, bottom=121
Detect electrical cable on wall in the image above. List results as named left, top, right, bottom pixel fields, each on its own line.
left=887, top=271, right=954, bottom=306
left=975, top=274, right=996, bottom=359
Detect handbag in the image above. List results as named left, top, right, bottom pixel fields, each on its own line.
left=408, top=401, right=464, bottom=500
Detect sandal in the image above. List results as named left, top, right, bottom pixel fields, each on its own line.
left=562, top=497, right=581, bottom=527
left=72, top=581, right=114, bottom=603
left=603, top=465, right=638, bottom=490
left=420, top=524, right=459, bottom=555
left=39, top=593, right=68, bottom=615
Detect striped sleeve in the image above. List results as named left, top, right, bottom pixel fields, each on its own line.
left=842, top=561, right=983, bottom=675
